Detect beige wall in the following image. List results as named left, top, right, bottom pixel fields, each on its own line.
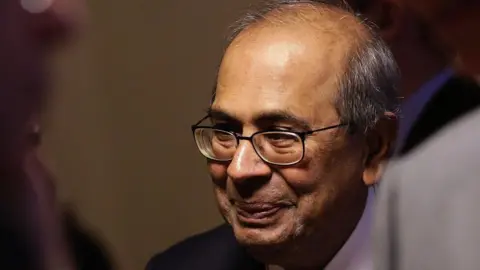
left=40, top=1, right=258, bottom=269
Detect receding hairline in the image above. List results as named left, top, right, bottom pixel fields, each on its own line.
left=218, top=2, right=374, bottom=103
left=222, top=3, right=375, bottom=91
left=229, top=2, right=371, bottom=52
left=210, top=0, right=400, bottom=132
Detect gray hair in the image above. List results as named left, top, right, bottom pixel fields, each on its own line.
left=212, top=0, right=400, bottom=133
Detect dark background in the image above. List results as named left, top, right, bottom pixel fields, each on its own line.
left=40, top=1, right=261, bottom=269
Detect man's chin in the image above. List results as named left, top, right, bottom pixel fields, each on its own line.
left=231, top=222, right=300, bottom=266
left=231, top=221, right=293, bottom=248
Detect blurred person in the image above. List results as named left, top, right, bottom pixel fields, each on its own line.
left=398, top=0, right=480, bottom=76
left=0, top=0, right=86, bottom=269
left=25, top=119, right=114, bottom=270
left=23, top=116, right=74, bottom=270
left=147, top=1, right=399, bottom=269
left=371, top=1, right=480, bottom=270
left=348, top=0, right=480, bottom=155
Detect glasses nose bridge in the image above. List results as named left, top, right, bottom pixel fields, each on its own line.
left=235, top=134, right=255, bottom=144
left=234, top=134, right=257, bottom=152
left=233, top=133, right=260, bottom=158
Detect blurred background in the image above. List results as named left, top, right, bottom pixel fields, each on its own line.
left=38, top=1, right=259, bottom=269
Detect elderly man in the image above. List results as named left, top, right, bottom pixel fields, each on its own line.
left=23, top=118, right=113, bottom=270
left=372, top=1, right=480, bottom=270
left=348, top=0, right=480, bottom=155
left=147, top=1, right=399, bottom=269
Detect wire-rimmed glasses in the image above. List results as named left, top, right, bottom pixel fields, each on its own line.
left=191, top=115, right=347, bottom=166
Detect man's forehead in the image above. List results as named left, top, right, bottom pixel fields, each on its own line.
left=218, top=25, right=352, bottom=100
left=220, top=23, right=352, bottom=83
left=222, top=29, right=314, bottom=82
left=213, top=75, right=338, bottom=127
left=212, top=5, right=367, bottom=125
left=222, top=5, right=366, bottom=76
left=231, top=5, right=362, bottom=48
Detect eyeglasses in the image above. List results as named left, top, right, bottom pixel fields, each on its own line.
left=191, top=115, right=347, bottom=166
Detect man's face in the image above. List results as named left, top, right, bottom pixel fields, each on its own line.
left=0, top=0, right=83, bottom=170
left=209, top=23, right=371, bottom=261
left=400, top=0, right=480, bottom=75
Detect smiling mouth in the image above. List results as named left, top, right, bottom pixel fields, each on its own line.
left=234, top=202, right=292, bottom=226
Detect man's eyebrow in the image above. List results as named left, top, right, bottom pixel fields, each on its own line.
left=206, top=108, right=312, bottom=130
left=254, top=110, right=311, bottom=130
left=207, top=108, right=239, bottom=122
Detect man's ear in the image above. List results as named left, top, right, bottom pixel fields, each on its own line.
left=362, top=112, right=398, bottom=186
left=359, top=0, right=405, bottom=43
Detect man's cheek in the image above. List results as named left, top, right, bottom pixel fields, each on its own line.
left=208, top=162, right=228, bottom=186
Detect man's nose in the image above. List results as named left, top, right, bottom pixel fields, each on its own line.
left=227, top=140, right=271, bottom=183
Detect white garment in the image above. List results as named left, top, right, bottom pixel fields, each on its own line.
left=394, top=68, right=454, bottom=153
left=268, top=188, right=375, bottom=270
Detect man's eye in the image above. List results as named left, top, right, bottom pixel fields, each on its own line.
left=265, top=133, right=292, bottom=141
left=263, top=133, right=299, bottom=149
left=213, top=130, right=234, bottom=141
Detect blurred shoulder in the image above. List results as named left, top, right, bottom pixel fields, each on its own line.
left=375, top=107, right=480, bottom=270
left=382, top=107, right=480, bottom=197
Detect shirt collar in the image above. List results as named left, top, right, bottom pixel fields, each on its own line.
left=324, top=187, right=374, bottom=270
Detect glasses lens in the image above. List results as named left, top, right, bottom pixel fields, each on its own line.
left=194, top=128, right=237, bottom=161
left=253, top=131, right=303, bottom=165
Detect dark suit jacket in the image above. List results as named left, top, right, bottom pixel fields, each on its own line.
left=400, top=76, right=480, bottom=155
left=147, top=224, right=264, bottom=270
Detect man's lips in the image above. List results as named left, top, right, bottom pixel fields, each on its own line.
left=234, top=202, right=293, bottom=220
